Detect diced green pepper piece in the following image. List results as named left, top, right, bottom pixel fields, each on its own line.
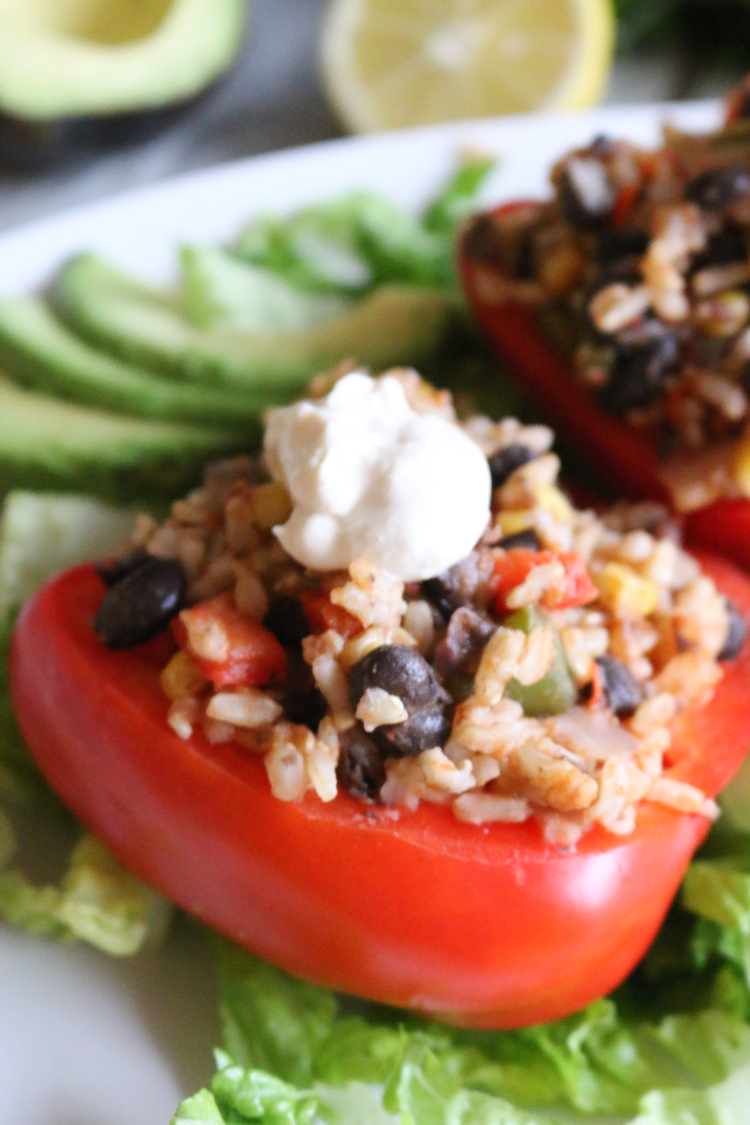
left=504, top=606, right=576, bottom=717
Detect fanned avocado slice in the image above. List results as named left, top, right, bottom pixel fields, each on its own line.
left=53, top=253, right=463, bottom=391
left=0, top=375, right=249, bottom=501
left=0, top=298, right=273, bottom=426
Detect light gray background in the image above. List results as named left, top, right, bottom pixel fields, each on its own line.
left=0, top=0, right=740, bottom=233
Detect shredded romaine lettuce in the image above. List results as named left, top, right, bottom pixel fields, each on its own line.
left=0, top=489, right=171, bottom=955
left=233, top=156, right=495, bottom=296
left=0, top=490, right=137, bottom=621
left=172, top=815, right=750, bottom=1124
left=171, top=911, right=750, bottom=1125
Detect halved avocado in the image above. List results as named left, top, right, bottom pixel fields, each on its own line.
left=0, top=0, right=247, bottom=168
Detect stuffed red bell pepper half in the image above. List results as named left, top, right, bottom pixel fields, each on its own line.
left=10, top=367, right=750, bottom=1029
left=459, top=75, right=750, bottom=570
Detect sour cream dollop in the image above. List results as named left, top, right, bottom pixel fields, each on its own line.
left=263, top=372, right=492, bottom=581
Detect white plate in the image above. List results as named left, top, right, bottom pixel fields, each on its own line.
left=0, top=98, right=725, bottom=1125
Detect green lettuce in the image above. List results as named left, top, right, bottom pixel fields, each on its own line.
left=0, top=833, right=170, bottom=953
left=233, top=156, right=494, bottom=296
left=0, top=489, right=137, bottom=620
left=171, top=931, right=750, bottom=1125
left=0, top=489, right=171, bottom=954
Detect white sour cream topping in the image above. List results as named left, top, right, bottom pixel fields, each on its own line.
left=263, top=372, right=492, bottom=581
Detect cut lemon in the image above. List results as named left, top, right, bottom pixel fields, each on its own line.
left=320, top=0, right=615, bottom=133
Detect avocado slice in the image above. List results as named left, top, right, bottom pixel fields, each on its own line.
left=180, top=246, right=354, bottom=332
left=0, top=374, right=248, bottom=501
left=53, top=254, right=463, bottom=391
left=0, top=298, right=274, bottom=427
left=0, top=0, right=246, bottom=168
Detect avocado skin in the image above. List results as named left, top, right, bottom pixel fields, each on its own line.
left=0, top=375, right=249, bottom=502
left=0, top=297, right=269, bottom=428
left=0, top=91, right=212, bottom=172
left=0, top=0, right=247, bottom=170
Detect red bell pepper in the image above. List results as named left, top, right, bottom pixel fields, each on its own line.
left=9, top=557, right=750, bottom=1028
left=458, top=202, right=750, bottom=570
left=493, top=548, right=598, bottom=613
left=172, top=593, right=287, bottom=687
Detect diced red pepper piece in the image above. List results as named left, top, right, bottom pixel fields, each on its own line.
left=611, top=182, right=640, bottom=227
left=299, top=590, right=361, bottom=640
left=553, top=551, right=599, bottom=610
left=172, top=593, right=287, bottom=686
left=493, top=548, right=597, bottom=614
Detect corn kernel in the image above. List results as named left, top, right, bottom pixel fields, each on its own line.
left=694, top=289, right=750, bottom=338
left=538, top=241, right=587, bottom=296
left=494, top=510, right=534, bottom=534
left=250, top=482, right=292, bottom=531
left=594, top=563, right=659, bottom=618
left=733, top=435, right=750, bottom=496
left=160, top=650, right=207, bottom=701
left=531, top=483, right=575, bottom=524
left=340, top=625, right=416, bottom=669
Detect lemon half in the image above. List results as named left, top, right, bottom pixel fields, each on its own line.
left=321, top=0, right=615, bottom=133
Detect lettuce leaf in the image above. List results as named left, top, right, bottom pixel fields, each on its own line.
left=0, top=834, right=171, bottom=953
left=233, top=157, right=494, bottom=296
left=172, top=936, right=750, bottom=1125
left=0, top=490, right=137, bottom=621
left=0, top=489, right=171, bottom=954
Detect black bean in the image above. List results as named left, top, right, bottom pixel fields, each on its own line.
left=558, top=157, right=615, bottom=230
left=685, top=166, right=750, bottom=210
left=373, top=700, right=453, bottom=758
left=596, top=655, right=643, bottom=718
left=349, top=645, right=439, bottom=712
left=421, top=572, right=464, bottom=621
left=95, top=546, right=150, bottom=588
left=598, top=323, right=679, bottom=413
left=487, top=442, right=536, bottom=489
left=499, top=529, right=542, bottom=551
left=263, top=595, right=310, bottom=649
left=434, top=607, right=497, bottom=681
left=693, top=224, right=747, bottom=268
left=280, top=656, right=327, bottom=728
left=596, top=228, right=649, bottom=266
left=719, top=598, right=748, bottom=661
left=95, top=557, right=186, bottom=650
left=337, top=727, right=386, bottom=800
left=421, top=552, right=488, bottom=623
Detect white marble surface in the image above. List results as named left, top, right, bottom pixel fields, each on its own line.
left=0, top=0, right=741, bottom=234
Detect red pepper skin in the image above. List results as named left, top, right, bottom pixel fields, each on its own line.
left=9, top=557, right=750, bottom=1028
left=458, top=204, right=750, bottom=570
left=684, top=500, right=750, bottom=573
